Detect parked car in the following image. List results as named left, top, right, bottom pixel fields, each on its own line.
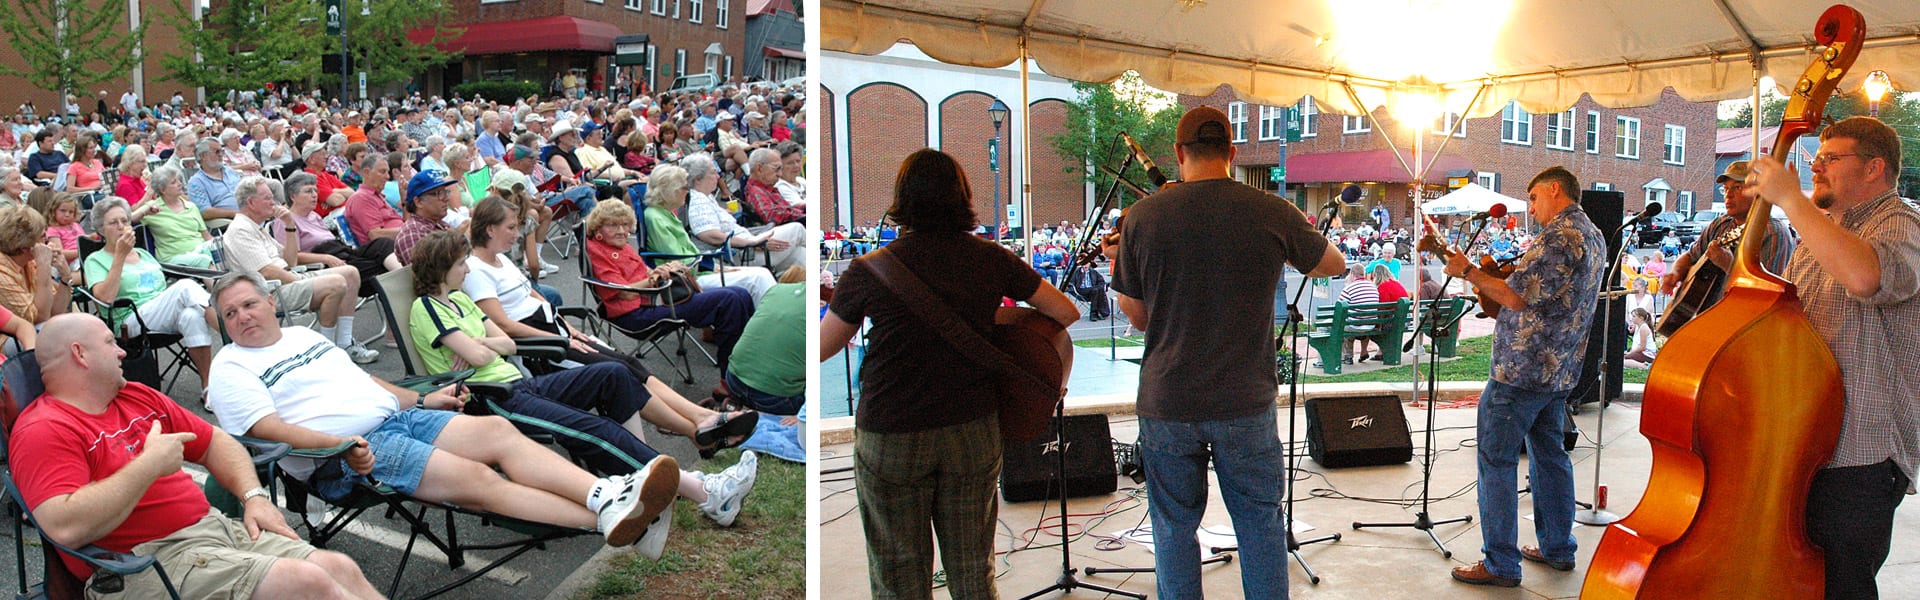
left=1636, top=211, right=1685, bottom=247
left=1678, top=210, right=1722, bottom=240
left=665, top=73, right=721, bottom=96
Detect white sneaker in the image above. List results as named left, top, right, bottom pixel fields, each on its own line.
left=730, top=451, right=759, bottom=494
left=539, top=261, right=562, bottom=276
left=597, top=455, right=679, bottom=547
left=634, top=512, right=672, bottom=560
left=699, top=469, right=752, bottom=527
left=344, top=343, right=379, bottom=364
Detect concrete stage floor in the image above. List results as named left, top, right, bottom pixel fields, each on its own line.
left=817, top=396, right=1920, bottom=599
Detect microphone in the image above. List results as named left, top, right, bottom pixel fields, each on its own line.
left=1622, top=203, right=1664, bottom=228
left=1120, top=132, right=1169, bottom=188
left=1470, top=203, right=1510, bottom=222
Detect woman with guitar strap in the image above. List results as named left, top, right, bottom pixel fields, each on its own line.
left=819, top=149, right=1079, bottom=599
left=1655, top=160, right=1797, bottom=334
left=1749, top=116, right=1920, bottom=599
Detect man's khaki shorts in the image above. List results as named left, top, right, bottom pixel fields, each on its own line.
left=86, top=510, right=317, bottom=599
left=270, top=271, right=325, bottom=311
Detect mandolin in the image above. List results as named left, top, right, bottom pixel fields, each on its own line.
left=1654, top=224, right=1744, bottom=336
left=1416, top=214, right=1516, bottom=318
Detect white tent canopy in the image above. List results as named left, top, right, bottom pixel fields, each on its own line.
left=823, top=0, right=1920, bottom=118
left=1422, top=183, right=1527, bottom=216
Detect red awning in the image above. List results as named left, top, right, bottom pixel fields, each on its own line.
left=1284, top=149, right=1470, bottom=184
left=409, top=16, right=621, bottom=56
left=763, top=46, right=804, bottom=59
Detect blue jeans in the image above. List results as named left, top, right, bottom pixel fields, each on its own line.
left=724, top=369, right=802, bottom=416
left=1475, top=379, right=1577, bottom=579
left=549, top=185, right=597, bottom=218
left=535, top=283, right=563, bottom=306
left=1140, top=407, right=1287, bottom=599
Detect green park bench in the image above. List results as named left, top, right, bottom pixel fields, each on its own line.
left=1410, top=296, right=1471, bottom=358
left=1307, top=298, right=1409, bottom=375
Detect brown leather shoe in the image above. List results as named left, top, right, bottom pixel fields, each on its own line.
left=1451, top=562, right=1520, bottom=587
left=1521, top=545, right=1575, bottom=571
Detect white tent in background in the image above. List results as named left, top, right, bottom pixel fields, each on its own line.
left=1422, top=183, right=1527, bottom=216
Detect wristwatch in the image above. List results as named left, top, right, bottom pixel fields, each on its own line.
left=415, top=391, right=426, bottom=410
left=242, top=486, right=270, bottom=503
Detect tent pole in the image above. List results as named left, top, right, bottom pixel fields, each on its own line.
left=1021, top=38, right=1033, bottom=259
left=1751, top=53, right=1763, bottom=168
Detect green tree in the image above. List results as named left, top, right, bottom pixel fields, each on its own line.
left=0, top=0, right=146, bottom=101
left=1048, top=71, right=1183, bottom=208
left=1718, top=95, right=1787, bottom=129
left=342, top=0, right=462, bottom=88
left=1720, top=87, right=1919, bottom=197
left=160, top=0, right=327, bottom=97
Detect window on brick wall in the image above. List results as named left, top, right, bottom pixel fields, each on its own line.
left=1258, top=106, right=1283, bottom=140
left=718, top=0, right=729, bottom=28
left=1227, top=102, right=1247, bottom=142
left=588, top=0, right=604, bottom=4
left=723, top=55, right=732, bottom=81
left=1299, top=97, right=1317, bottom=138
left=689, top=0, right=703, bottom=23
left=1432, top=112, right=1465, bottom=138
left=1501, top=101, right=1531, bottom=145
left=652, top=0, right=666, bottom=15
left=675, top=48, right=687, bottom=77
left=1616, top=116, right=1640, bottom=159
left=1546, top=108, right=1575, bottom=150
left=1477, top=171, right=1499, bottom=192
left=1664, top=124, right=1686, bottom=165
left=1678, top=190, right=1695, bottom=214
left=673, top=0, right=681, bottom=19
left=646, top=44, right=657, bottom=89
left=1585, top=110, right=1600, bottom=154
left=625, top=0, right=643, bottom=9
left=1343, top=114, right=1370, bottom=134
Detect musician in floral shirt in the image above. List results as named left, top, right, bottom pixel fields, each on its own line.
left=1443, top=166, right=1604, bottom=587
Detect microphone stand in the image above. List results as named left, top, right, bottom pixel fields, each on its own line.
left=1194, top=199, right=1346, bottom=584
left=1572, top=217, right=1642, bottom=526
left=1019, top=136, right=1149, bottom=600
left=1351, top=215, right=1498, bottom=558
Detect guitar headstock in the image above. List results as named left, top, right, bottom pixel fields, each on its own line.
left=1776, top=5, right=1865, bottom=155
left=1416, top=213, right=1454, bottom=257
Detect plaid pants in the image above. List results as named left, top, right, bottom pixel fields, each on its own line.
left=856, top=416, right=1002, bottom=600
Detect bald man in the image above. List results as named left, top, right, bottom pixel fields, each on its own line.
left=8, top=314, right=382, bottom=599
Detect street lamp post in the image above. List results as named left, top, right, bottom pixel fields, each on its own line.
left=1863, top=70, right=1892, bottom=117
left=988, top=98, right=1009, bottom=243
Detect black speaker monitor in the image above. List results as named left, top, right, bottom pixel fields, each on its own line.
left=1001, top=414, right=1119, bottom=502
left=1573, top=189, right=1627, bottom=405
left=1306, top=395, right=1414, bottom=468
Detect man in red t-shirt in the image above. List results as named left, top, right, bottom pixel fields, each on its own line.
left=343, top=151, right=403, bottom=243
left=300, top=141, right=351, bottom=216
left=9, top=314, right=378, bottom=599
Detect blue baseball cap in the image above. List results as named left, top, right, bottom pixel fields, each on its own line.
left=580, top=121, right=602, bottom=138
left=405, top=171, right=457, bottom=206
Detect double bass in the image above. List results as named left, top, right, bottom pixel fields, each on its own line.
left=1581, top=5, right=1859, bottom=598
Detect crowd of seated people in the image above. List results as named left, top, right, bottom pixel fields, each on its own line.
left=0, top=82, right=807, bottom=596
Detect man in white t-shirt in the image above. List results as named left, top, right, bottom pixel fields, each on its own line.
left=221, top=175, right=379, bottom=363
left=204, top=273, right=679, bottom=553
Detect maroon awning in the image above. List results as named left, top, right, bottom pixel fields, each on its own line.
left=409, top=16, right=620, bottom=55
left=763, top=46, right=804, bottom=59
left=1284, top=149, right=1470, bottom=184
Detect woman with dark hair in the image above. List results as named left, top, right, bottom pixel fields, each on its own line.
left=818, top=148, right=1079, bottom=598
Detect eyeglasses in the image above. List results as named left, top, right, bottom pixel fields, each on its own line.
left=1812, top=152, right=1859, bottom=166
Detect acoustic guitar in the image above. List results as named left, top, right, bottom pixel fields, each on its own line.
left=1654, top=224, right=1744, bottom=336
left=991, top=307, right=1073, bottom=442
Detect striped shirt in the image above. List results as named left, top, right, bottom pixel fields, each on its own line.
left=1783, top=189, right=1920, bottom=486
left=1685, top=213, right=1797, bottom=275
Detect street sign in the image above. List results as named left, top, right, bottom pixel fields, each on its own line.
left=326, top=0, right=342, bottom=36
left=1285, top=107, right=1301, bottom=142
left=358, top=72, right=367, bottom=100
left=988, top=138, right=1000, bottom=172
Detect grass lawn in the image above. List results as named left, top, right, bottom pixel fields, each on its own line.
left=1078, top=333, right=1652, bottom=386
left=581, top=449, right=805, bottom=599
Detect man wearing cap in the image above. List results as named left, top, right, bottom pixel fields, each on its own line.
left=574, top=122, right=644, bottom=194
left=394, top=172, right=460, bottom=265
left=1106, top=105, right=1345, bottom=598
left=540, top=121, right=600, bottom=218
left=400, top=107, right=432, bottom=146
left=341, top=111, right=367, bottom=145
left=301, top=141, right=353, bottom=216
left=1659, top=159, right=1797, bottom=298
left=693, top=103, right=718, bottom=136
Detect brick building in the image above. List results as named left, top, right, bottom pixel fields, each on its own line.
left=0, top=0, right=197, bottom=113
left=819, top=45, right=1089, bottom=234
left=1180, top=86, right=1720, bottom=225
left=411, top=0, right=747, bottom=99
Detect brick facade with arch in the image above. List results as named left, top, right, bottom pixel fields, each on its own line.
left=846, top=83, right=928, bottom=230
left=821, top=85, right=838, bottom=230
left=938, top=91, right=1010, bottom=230
left=1026, top=99, right=1084, bottom=230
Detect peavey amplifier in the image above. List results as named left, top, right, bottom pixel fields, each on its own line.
left=1305, top=395, right=1414, bottom=468
left=1001, top=414, right=1119, bottom=502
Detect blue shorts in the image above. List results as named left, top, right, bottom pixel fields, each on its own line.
left=311, top=409, right=454, bottom=502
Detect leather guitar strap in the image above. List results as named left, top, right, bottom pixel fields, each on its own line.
left=860, top=248, right=1051, bottom=391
